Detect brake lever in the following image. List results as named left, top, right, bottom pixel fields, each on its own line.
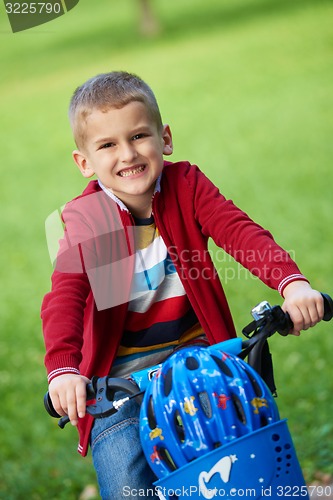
left=86, top=376, right=142, bottom=419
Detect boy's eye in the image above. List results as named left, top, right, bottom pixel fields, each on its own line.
left=100, top=142, right=115, bottom=149
left=132, top=133, right=147, bottom=141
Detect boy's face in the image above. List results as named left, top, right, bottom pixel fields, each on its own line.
left=73, top=101, right=173, bottom=215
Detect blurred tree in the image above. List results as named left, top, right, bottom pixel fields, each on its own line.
left=138, top=0, right=161, bottom=36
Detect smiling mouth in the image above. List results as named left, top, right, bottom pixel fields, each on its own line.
left=118, top=165, right=146, bottom=177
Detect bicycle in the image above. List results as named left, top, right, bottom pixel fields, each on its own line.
left=44, top=293, right=333, bottom=499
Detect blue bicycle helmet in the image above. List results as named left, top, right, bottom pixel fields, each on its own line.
left=140, top=346, right=280, bottom=478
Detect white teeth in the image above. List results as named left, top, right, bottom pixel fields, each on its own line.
left=119, top=165, right=145, bottom=177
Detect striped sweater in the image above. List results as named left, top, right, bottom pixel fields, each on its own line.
left=110, top=215, right=207, bottom=378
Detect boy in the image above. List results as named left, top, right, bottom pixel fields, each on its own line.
left=41, top=71, right=323, bottom=499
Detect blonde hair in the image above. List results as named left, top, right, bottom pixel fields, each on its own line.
left=69, top=71, right=163, bottom=149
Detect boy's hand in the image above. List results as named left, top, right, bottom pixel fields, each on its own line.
left=49, top=373, right=90, bottom=426
left=282, top=281, right=324, bottom=336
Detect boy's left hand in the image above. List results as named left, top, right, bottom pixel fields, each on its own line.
left=282, top=281, right=324, bottom=336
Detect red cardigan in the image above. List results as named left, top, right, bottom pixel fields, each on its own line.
left=41, top=161, right=306, bottom=455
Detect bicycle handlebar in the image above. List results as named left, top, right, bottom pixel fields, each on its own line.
left=280, top=292, right=333, bottom=335
left=43, top=376, right=143, bottom=428
left=242, top=293, right=333, bottom=391
left=44, top=292, right=333, bottom=427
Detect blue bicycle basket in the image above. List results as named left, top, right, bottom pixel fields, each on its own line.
left=139, top=345, right=280, bottom=479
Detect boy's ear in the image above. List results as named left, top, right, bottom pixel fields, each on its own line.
left=162, top=125, right=173, bottom=156
left=72, top=150, right=95, bottom=178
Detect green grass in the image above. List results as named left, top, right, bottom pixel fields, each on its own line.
left=0, top=0, right=332, bottom=496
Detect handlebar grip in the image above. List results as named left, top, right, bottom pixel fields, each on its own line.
left=43, top=383, right=96, bottom=421
left=44, top=391, right=62, bottom=418
left=322, top=293, right=333, bottom=321
left=279, top=292, right=333, bottom=336
left=43, top=392, right=71, bottom=428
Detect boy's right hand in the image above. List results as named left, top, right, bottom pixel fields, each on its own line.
left=49, top=373, right=90, bottom=426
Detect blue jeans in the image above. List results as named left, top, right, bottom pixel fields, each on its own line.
left=90, top=392, right=159, bottom=499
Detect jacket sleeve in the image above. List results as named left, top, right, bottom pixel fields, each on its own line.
left=41, top=189, right=134, bottom=383
left=41, top=200, right=94, bottom=383
left=41, top=271, right=91, bottom=383
left=187, top=164, right=308, bottom=295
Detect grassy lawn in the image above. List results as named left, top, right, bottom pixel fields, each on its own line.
left=0, top=0, right=332, bottom=497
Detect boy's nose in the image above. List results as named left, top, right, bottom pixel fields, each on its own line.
left=119, top=142, right=138, bottom=163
